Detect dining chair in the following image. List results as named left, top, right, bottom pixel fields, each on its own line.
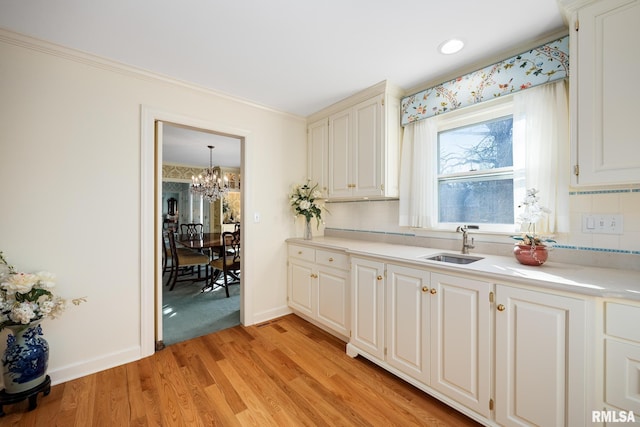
left=166, top=231, right=210, bottom=291
left=161, top=231, right=196, bottom=277
left=180, top=223, right=204, bottom=236
left=206, top=230, right=240, bottom=297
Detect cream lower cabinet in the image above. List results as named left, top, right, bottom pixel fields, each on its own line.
left=385, top=263, right=431, bottom=384
left=430, top=272, right=492, bottom=419
left=495, top=284, right=588, bottom=427
left=348, top=259, right=492, bottom=422
left=315, top=249, right=349, bottom=337
left=347, top=257, right=591, bottom=426
left=603, top=301, right=640, bottom=422
left=349, top=257, right=385, bottom=360
left=287, top=244, right=349, bottom=338
left=288, top=245, right=315, bottom=318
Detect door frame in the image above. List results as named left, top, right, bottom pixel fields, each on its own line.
left=140, top=106, right=251, bottom=357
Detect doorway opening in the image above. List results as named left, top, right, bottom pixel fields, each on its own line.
left=159, top=123, right=242, bottom=347
left=139, top=106, right=250, bottom=357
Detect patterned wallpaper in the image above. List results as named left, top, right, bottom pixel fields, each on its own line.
left=401, top=36, right=569, bottom=125
left=162, top=164, right=203, bottom=181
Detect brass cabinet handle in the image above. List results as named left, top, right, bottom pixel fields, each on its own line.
left=328, top=257, right=334, bottom=262
left=430, top=288, right=437, bottom=295
left=310, top=273, right=318, bottom=279
left=497, top=304, right=506, bottom=312
left=422, top=286, right=429, bottom=293
left=377, top=275, right=383, bottom=281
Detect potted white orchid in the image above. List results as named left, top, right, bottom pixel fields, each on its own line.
left=512, top=188, right=555, bottom=265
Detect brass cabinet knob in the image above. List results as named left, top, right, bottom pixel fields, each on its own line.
left=328, top=257, right=334, bottom=262
left=377, top=275, right=383, bottom=281
left=430, top=288, right=437, bottom=295
left=298, top=251, right=302, bottom=255
left=422, top=286, right=429, bottom=293
left=310, top=273, right=318, bottom=279
left=497, top=304, right=506, bottom=312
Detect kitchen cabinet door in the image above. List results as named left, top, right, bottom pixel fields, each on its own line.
left=352, top=95, right=383, bottom=197
left=495, top=285, right=587, bottom=427
left=316, top=265, right=349, bottom=337
left=430, top=273, right=492, bottom=418
left=288, top=259, right=315, bottom=318
left=307, top=118, right=328, bottom=194
left=328, top=95, right=388, bottom=199
left=349, top=257, right=385, bottom=360
left=328, top=108, right=352, bottom=198
left=571, top=0, right=640, bottom=185
left=386, top=264, right=430, bottom=384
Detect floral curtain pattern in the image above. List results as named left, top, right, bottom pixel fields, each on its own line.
left=400, top=36, right=569, bottom=126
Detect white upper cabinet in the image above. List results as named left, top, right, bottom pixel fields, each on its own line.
left=307, top=81, right=401, bottom=200
left=307, top=118, right=329, bottom=195
left=569, top=0, right=640, bottom=185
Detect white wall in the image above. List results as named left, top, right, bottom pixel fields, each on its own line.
left=0, top=30, right=305, bottom=385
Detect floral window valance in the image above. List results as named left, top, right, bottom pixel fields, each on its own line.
left=400, top=36, right=569, bottom=126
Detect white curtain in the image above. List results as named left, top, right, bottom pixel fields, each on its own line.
left=399, top=117, right=437, bottom=228
left=513, top=79, right=570, bottom=234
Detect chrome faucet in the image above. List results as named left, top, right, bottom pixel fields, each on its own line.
left=456, top=225, right=479, bottom=254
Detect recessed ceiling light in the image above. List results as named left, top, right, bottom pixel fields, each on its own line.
left=439, top=39, right=464, bottom=55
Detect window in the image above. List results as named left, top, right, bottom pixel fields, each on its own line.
left=399, top=80, right=567, bottom=234
left=435, top=99, right=522, bottom=232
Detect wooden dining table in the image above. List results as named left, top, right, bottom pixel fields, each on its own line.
left=177, top=232, right=224, bottom=251
left=176, top=232, right=233, bottom=292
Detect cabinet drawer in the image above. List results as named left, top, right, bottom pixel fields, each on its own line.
left=288, top=244, right=315, bottom=262
left=316, top=249, right=349, bottom=270
left=606, top=302, right=640, bottom=342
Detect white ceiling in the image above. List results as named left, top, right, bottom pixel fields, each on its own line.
left=0, top=0, right=567, bottom=168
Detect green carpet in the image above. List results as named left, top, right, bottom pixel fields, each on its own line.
left=162, top=276, right=240, bottom=346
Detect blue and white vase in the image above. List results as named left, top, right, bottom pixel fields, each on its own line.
left=2, top=323, right=49, bottom=394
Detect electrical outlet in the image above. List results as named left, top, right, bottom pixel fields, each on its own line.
left=581, top=214, right=623, bottom=234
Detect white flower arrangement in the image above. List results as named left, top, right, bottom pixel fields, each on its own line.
left=289, top=180, right=326, bottom=227
left=0, top=251, right=86, bottom=330
left=512, top=188, right=556, bottom=246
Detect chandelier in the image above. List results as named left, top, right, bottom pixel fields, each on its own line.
left=190, top=145, right=229, bottom=203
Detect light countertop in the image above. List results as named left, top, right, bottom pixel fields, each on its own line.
left=287, top=236, right=640, bottom=302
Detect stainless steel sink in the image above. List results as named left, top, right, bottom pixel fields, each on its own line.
left=421, top=253, right=484, bottom=264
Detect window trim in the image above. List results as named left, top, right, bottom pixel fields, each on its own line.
left=431, top=96, right=522, bottom=233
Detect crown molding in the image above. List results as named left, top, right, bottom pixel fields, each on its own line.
left=0, top=27, right=306, bottom=122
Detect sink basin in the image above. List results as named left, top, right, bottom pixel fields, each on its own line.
left=421, top=253, right=484, bottom=264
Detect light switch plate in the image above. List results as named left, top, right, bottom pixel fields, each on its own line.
left=581, top=214, right=623, bottom=234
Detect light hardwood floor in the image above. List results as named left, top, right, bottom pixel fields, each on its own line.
left=0, top=315, right=482, bottom=426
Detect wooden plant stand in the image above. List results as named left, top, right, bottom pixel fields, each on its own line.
left=0, top=375, right=51, bottom=416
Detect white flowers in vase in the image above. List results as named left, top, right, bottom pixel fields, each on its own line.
left=0, top=251, right=86, bottom=330
left=289, top=180, right=326, bottom=227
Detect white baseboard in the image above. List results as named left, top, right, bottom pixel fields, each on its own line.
left=250, top=305, right=291, bottom=325
left=48, top=345, right=142, bottom=386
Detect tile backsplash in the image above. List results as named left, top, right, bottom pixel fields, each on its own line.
left=321, top=187, right=640, bottom=270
